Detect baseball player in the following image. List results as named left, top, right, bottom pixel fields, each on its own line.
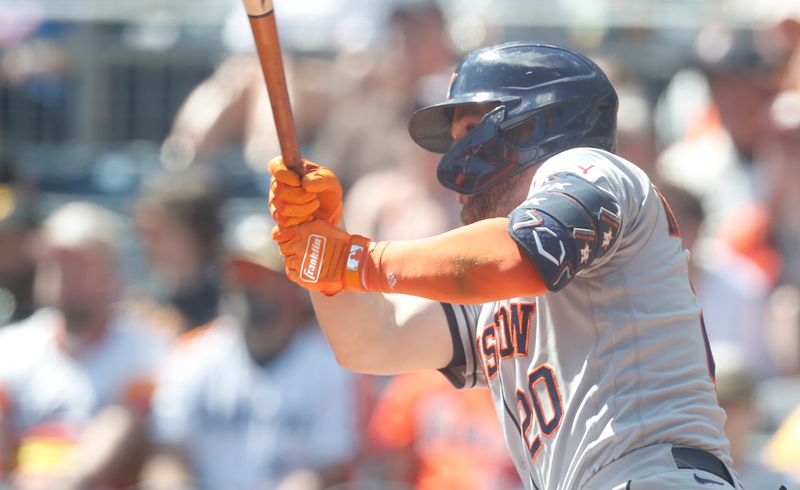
left=269, top=43, right=744, bottom=489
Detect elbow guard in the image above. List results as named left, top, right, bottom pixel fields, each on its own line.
left=508, top=172, right=622, bottom=291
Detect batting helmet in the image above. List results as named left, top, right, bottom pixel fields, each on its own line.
left=409, top=42, right=618, bottom=195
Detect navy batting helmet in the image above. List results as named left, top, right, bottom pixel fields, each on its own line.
left=409, top=42, right=618, bottom=195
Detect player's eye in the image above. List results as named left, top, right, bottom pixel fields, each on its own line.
left=506, top=117, right=537, bottom=145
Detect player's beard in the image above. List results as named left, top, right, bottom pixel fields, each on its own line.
left=459, top=172, right=529, bottom=225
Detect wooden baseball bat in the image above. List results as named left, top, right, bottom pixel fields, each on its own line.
left=243, top=0, right=303, bottom=174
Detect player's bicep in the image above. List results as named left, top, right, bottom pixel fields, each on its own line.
left=509, top=172, right=623, bottom=291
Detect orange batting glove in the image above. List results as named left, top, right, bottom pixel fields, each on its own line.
left=273, top=219, right=375, bottom=295
left=268, top=156, right=343, bottom=227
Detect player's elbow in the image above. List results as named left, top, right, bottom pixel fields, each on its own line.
left=333, top=350, right=392, bottom=376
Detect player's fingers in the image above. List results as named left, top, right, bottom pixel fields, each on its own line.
left=301, top=160, right=320, bottom=174
left=303, top=168, right=342, bottom=194
left=285, top=267, right=302, bottom=285
left=270, top=167, right=302, bottom=187
left=277, top=215, right=312, bottom=227
left=270, top=205, right=311, bottom=227
left=313, top=203, right=343, bottom=224
left=272, top=225, right=297, bottom=244
left=268, top=157, right=301, bottom=187
left=271, top=180, right=317, bottom=204
left=271, top=200, right=320, bottom=218
left=283, top=255, right=298, bottom=270
left=272, top=213, right=313, bottom=229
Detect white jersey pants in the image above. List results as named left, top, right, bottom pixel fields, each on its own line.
left=583, top=443, right=744, bottom=490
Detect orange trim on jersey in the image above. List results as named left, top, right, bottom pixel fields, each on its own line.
left=511, top=302, right=535, bottom=358
left=516, top=388, right=543, bottom=464
left=477, top=325, right=499, bottom=381
left=529, top=364, right=564, bottom=439
left=652, top=185, right=681, bottom=238
left=494, top=302, right=536, bottom=361
left=495, top=306, right=515, bottom=360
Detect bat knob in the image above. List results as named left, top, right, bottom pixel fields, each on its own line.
left=243, top=0, right=274, bottom=17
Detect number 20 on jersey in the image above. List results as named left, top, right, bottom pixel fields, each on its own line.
left=517, top=364, right=563, bottom=464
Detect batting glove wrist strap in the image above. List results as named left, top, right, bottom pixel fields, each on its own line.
left=274, top=219, right=375, bottom=295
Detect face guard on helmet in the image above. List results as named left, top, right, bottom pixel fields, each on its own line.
left=409, top=42, right=619, bottom=195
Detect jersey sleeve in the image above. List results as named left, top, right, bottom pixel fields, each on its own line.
left=508, top=149, right=638, bottom=292
left=438, top=303, right=487, bottom=389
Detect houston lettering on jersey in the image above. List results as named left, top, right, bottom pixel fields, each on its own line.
left=301, top=234, right=326, bottom=283
left=477, top=302, right=535, bottom=380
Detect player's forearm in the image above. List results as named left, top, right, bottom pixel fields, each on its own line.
left=309, top=290, right=452, bottom=375
left=365, top=217, right=546, bottom=303
left=310, top=288, right=393, bottom=371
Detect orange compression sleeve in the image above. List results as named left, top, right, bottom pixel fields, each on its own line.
left=363, top=217, right=547, bottom=304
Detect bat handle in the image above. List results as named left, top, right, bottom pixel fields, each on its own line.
left=244, top=0, right=304, bottom=175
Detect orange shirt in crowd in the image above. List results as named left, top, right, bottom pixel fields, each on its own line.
left=368, top=370, right=521, bottom=490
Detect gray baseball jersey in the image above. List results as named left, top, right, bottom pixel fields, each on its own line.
left=439, top=148, right=731, bottom=490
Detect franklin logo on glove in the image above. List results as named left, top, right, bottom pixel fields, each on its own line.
left=301, top=234, right=326, bottom=283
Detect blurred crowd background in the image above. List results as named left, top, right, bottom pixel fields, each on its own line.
left=1, top=0, right=800, bottom=489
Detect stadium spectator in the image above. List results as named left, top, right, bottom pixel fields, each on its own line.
left=368, top=370, right=522, bottom=490
left=0, top=201, right=167, bottom=489
left=713, top=343, right=799, bottom=489
left=656, top=26, right=788, bottom=232
left=312, top=1, right=457, bottom=189
left=658, top=183, right=775, bottom=378
left=160, top=43, right=332, bottom=174
left=343, top=137, right=460, bottom=242
left=0, top=164, right=38, bottom=327
left=133, top=169, right=225, bottom=335
left=143, top=214, right=357, bottom=490
left=763, top=401, right=800, bottom=485
left=758, top=87, right=800, bottom=288
left=159, top=52, right=281, bottom=173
